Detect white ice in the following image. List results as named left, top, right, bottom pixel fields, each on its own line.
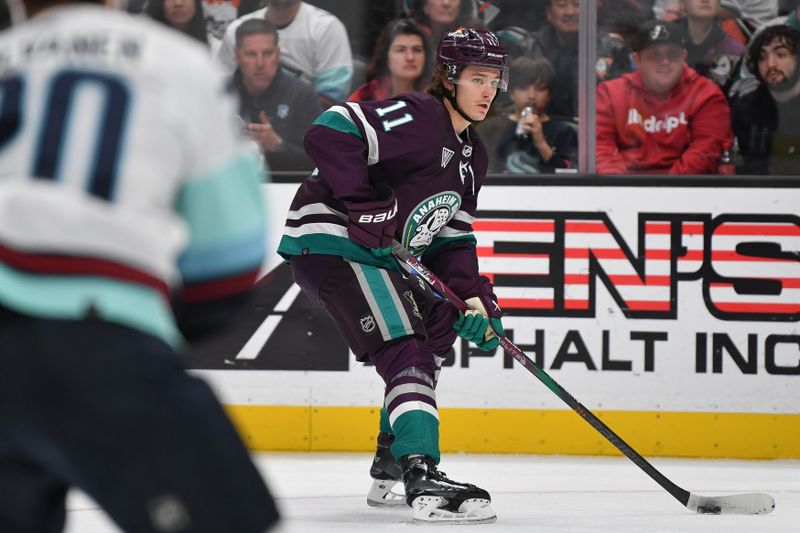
left=65, top=453, right=799, bottom=532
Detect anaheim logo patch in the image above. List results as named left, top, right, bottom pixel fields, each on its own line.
left=401, top=191, right=462, bottom=255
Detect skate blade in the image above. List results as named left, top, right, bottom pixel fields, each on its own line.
left=410, top=496, right=497, bottom=524
left=366, top=479, right=406, bottom=507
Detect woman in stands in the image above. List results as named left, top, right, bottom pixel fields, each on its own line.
left=349, top=18, right=432, bottom=102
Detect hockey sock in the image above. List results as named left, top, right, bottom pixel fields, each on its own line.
left=384, top=367, right=440, bottom=463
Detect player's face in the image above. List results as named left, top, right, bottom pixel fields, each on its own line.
left=455, top=65, right=500, bottom=121
left=387, top=34, right=425, bottom=82
left=236, top=34, right=280, bottom=94
left=634, top=44, right=686, bottom=96
left=685, top=0, right=719, bottom=19
left=164, top=0, right=196, bottom=27
left=546, top=0, right=579, bottom=36
left=758, top=38, right=798, bottom=88
left=511, top=82, right=550, bottom=114
left=425, top=0, right=460, bottom=26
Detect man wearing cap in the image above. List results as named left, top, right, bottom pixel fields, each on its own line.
left=732, top=24, right=800, bottom=174
left=596, top=20, right=733, bottom=174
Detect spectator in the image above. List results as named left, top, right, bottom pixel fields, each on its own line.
left=720, top=0, right=779, bottom=28
left=233, top=19, right=322, bottom=171
left=596, top=20, right=733, bottom=174
left=349, top=18, right=432, bottom=102
left=599, top=0, right=655, bottom=38
left=203, top=0, right=239, bottom=41
left=654, top=0, right=685, bottom=20
left=528, top=0, right=631, bottom=119
left=732, top=24, right=800, bottom=173
left=728, top=0, right=800, bottom=97
left=478, top=55, right=578, bottom=173
left=217, top=0, right=353, bottom=105
left=407, top=0, right=473, bottom=45
left=676, top=0, right=746, bottom=94
left=145, top=0, right=214, bottom=48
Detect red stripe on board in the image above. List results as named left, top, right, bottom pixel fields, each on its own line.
left=714, top=224, right=800, bottom=236
left=682, top=222, right=705, bottom=235
left=476, top=246, right=550, bottom=259
left=564, top=274, right=671, bottom=286
left=564, top=248, right=673, bottom=259
left=0, top=243, right=169, bottom=297
left=678, top=250, right=703, bottom=261
left=565, top=221, right=610, bottom=232
left=498, top=298, right=554, bottom=309
left=712, top=302, right=800, bottom=313
left=711, top=251, right=798, bottom=262
left=564, top=299, right=670, bottom=311
left=474, top=220, right=555, bottom=232
left=183, top=269, right=260, bottom=303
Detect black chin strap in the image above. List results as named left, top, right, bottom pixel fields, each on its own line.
left=447, top=85, right=480, bottom=123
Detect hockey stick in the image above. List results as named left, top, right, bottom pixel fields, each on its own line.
left=391, top=241, right=775, bottom=515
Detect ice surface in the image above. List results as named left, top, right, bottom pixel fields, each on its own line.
left=64, top=453, right=799, bottom=532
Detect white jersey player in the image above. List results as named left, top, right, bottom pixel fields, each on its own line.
left=0, top=1, right=278, bottom=531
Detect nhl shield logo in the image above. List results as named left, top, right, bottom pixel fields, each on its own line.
left=462, top=144, right=473, bottom=157
left=360, top=315, right=376, bottom=333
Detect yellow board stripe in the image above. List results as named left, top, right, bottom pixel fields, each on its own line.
left=224, top=405, right=800, bottom=459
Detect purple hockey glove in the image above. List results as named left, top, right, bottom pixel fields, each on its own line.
left=453, top=276, right=504, bottom=351
left=344, top=185, right=398, bottom=255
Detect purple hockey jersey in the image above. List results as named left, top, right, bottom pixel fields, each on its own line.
left=277, top=92, right=489, bottom=298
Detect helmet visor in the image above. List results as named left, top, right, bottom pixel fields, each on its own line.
left=449, top=65, right=509, bottom=92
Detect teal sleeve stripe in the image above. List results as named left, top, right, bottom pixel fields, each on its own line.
left=178, top=153, right=266, bottom=248
left=0, top=263, right=181, bottom=348
left=424, top=234, right=477, bottom=257
left=314, top=65, right=354, bottom=102
left=179, top=230, right=265, bottom=282
left=313, top=109, right=363, bottom=139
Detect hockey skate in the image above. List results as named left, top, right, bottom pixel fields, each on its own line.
left=366, top=432, right=406, bottom=507
left=400, top=454, right=496, bottom=524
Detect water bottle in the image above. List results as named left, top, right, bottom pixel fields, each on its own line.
left=515, top=106, right=534, bottom=140
left=717, top=148, right=735, bottom=175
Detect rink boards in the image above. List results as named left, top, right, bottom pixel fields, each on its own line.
left=192, top=179, right=800, bottom=459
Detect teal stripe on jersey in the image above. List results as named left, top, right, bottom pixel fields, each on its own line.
left=313, top=109, right=362, bottom=139
left=389, top=410, right=440, bottom=464
left=0, top=263, right=180, bottom=347
left=358, top=264, right=414, bottom=340
left=314, top=65, right=354, bottom=103
left=177, top=153, right=266, bottom=282
left=277, top=233, right=396, bottom=270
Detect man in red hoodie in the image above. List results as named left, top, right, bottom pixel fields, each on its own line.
left=596, top=19, right=733, bottom=174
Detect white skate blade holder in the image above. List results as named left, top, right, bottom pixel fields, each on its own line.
left=366, top=479, right=406, bottom=507
left=411, top=496, right=497, bottom=524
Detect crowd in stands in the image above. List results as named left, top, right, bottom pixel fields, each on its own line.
left=1, top=0, right=798, bottom=175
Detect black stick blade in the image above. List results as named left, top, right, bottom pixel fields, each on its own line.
left=687, top=492, right=775, bottom=515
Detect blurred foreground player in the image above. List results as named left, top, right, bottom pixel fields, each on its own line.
left=0, top=0, right=278, bottom=531
left=277, top=28, right=507, bottom=524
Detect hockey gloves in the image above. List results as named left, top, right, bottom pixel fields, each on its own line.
left=344, top=183, right=398, bottom=257
left=453, top=276, right=504, bottom=351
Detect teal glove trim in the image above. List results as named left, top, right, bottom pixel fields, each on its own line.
left=475, top=317, right=504, bottom=351
left=453, top=312, right=491, bottom=345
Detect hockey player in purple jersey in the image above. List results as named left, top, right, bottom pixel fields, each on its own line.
left=277, top=27, right=508, bottom=524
